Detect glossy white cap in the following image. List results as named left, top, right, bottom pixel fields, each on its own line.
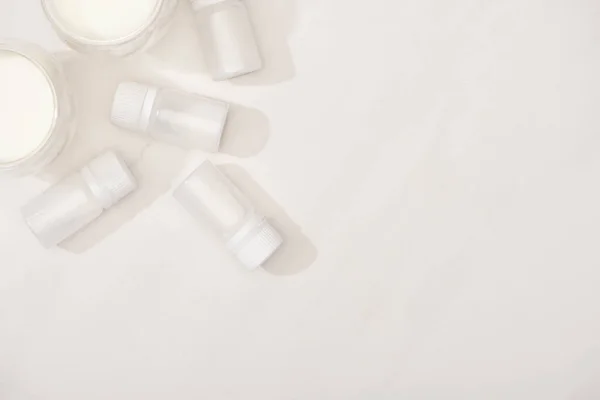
left=111, top=82, right=158, bottom=133
left=191, top=0, right=263, bottom=80
left=80, top=152, right=137, bottom=209
left=226, top=215, right=283, bottom=270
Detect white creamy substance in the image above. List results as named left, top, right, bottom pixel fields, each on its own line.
left=48, top=0, right=160, bottom=41
left=0, top=51, right=55, bottom=163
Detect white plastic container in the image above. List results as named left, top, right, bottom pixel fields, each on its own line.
left=174, top=161, right=282, bottom=269
left=190, top=0, right=263, bottom=80
left=0, top=41, right=75, bottom=176
left=22, top=152, right=137, bottom=248
left=42, top=0, right=178, bottom=56
left=111, top=82, right=230, bottom=153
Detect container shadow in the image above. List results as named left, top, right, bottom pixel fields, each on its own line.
left=219, top=164, right=317, bottom=276
left=144, top=0, right=207, bottom=76
left=232, top=0, right=298, bottom=86
left=220, top=102, right=270, bottom=158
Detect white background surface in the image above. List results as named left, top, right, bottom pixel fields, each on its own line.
left=1, top=0, right=600, bottom=399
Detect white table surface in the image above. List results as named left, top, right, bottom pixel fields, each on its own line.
left=2, top=0, right=600, bottom=399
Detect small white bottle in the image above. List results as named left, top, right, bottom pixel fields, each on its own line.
left=190, top=0, right=263, bottom=80
left=174, top=161, right=283, bottom=269
left=22, top=152, right=137, bottom=248
left=111, top=82, right=230, bottom=153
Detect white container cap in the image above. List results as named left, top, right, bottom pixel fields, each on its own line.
left=81, top=151, right=137, bottom=209
left=111, top=82, right=158, bottom=133
left=226, top=215, right=283, bottom=270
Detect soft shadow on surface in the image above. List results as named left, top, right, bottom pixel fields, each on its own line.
left=233, top=0, right=298, bottom=85
left=39, top=53, right=186, bottom=253
left=220, top=103, right=270, bottom=158
left=219, top=164, right=317, bottom=276
left=145, top=0, right=207, bottom=75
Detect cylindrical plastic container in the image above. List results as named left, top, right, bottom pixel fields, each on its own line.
left=190, top=0, right=262, bottom=80
left=174, top=161, right=282, bottom=269
left=111, top=82, right=230, bottom=153
left=22, top=152, right=137, bottom=248
left=0, top=41, right=75, bottom=176
left=42, top=0, right=179, bottom=56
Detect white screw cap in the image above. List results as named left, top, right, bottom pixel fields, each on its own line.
left=111, top=82, right=158, bottom=133
left=81, top=151, right=137, bottom=209
left=227, top=216, right=283, bottom=270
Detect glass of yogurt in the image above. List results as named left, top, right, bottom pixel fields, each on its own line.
left=41, top=0, right=179, bottom=56
left=0, top=41, right=75, bottom=176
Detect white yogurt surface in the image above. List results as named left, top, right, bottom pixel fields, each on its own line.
left=47, top=0, right=160, bottom=42
left=0, top=50, right=55, bottom=163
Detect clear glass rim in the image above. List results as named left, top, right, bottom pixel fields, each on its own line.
left=0, top=42, right=60, bottom=171
left=41, top=0, right=167, bottom=48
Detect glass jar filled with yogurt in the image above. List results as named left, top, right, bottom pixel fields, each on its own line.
left=42, top=0, right=179, bottom=56
left=0, top=41, right=75, bottom=176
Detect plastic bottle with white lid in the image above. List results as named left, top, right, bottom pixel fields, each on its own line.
left=190, top=0, right=263, bottom=80
left=111, top=82, right=230, bottom=153
left=174, top=161, right=282, bottom=269
left=22, top=151, right=137, bottom=248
